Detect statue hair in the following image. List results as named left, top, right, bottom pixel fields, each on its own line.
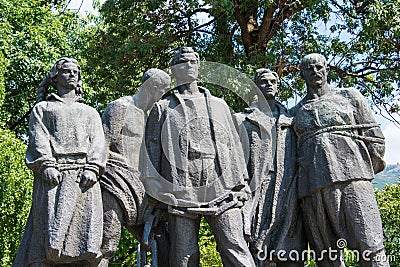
left=36, top=57, right=82, bottom=102
left=299, top=53, right=327, bottom=71
left=170, top=47, right=200, bottom=66
left=253, top=68, right=279, bottom=86
left=141, top=68, right=171, bottom=87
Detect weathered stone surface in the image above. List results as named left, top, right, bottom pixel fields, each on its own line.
left=14, top=58, right=107, bottom=266
left=234, top=68, right=306, bottom=266
left=99, top=68, right=171, bottom=266
left=145, top=47, right=255, bottom=267
left=290, top=53, right=388, bottom=266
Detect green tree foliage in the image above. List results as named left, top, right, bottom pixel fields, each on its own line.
left=199, top=218, right=223, bottom=266
left=0, top=128, right=32, bottom=266
left=83, top=0, right=191, bottom=112
left=111, top=228, right=139, bottom=265
left=0, top=0, right=93, bottom=136
left=88, top=0, right=399, bottom=124
left=375, top=183, right=400, bottom=266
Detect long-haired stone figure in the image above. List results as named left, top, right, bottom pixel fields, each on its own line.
left=14, top=58, right=106, bottom=266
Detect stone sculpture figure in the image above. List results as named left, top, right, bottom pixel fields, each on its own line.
left=291, top=53, right=388, bottom=267
left=234, top=69, right=306, bottom=266
left=145, top=47, right=255, bottom=267
left=14, top=58, right=107, bottom=266
left=99, top=68, right=171, bottom=266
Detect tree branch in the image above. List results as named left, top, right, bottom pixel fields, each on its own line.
left=266, top=1, right=308, bottom=42
left=171, top=17, right=218, bottom=41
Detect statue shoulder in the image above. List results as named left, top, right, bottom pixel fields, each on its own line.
left=155, top=97, right=173, bottom=109
left=77, top=102, right=101, bottom=118
left=289, top=101, right=303, bottom=116
left=33, top=100, right=48, bottom=110
left=336, top=87, right=363, bottom=99
left=336, top=87, right=369, bottom=108
left=232, top=111, right=247, bottom=125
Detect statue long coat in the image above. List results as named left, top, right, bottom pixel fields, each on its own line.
left=145, top=87, right=249, bottom=210
left=290, top=88, right=386, bottom=197
left=14, top=93, right=106, bottom=266
left=234, top=103, right=307, bottom=262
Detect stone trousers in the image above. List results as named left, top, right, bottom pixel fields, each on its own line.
left=301, top=180, right=389, bottom=267
left=168, top=207, right=255, bottom=267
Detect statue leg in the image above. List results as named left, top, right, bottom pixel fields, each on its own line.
left=93, top=258, right=109, bottom=267
left=301, top=187, right=346, bottom=267
left=277, top=261, right=304, bottom=267
left=301, top=181, right=388, bottom=267
left=153, top=221, right=170, bottom=267
left=340, top=181, right=389, bottom=267
left=168, top=214, right=201, bottom=267
left=100, top=190, right=124, bottom=263
left=206, top=208, right=255, bottom=267
left=360, top=249, right=390, bottom=267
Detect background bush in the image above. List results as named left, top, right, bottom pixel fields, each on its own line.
left=0, top=129, right=32, bottom=266
left=375, top=182, right=400, bottom=267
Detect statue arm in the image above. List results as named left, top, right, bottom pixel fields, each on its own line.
left=145, top=103, right=164, bottom=175
left=349, top=89, right=386, bottom=173
left=223, top=107, right=249, bottom=183
left=232, top=113, right=250, bottom=165
left=101, top=101, right=124, bottom=150
left=25, top=104, right=56, bottom=173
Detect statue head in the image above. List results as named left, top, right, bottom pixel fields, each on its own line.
left=299, top=53, right=329, bottom=89
left=141, top=68, right=171, bottom=102
left=37, top=57, right=82, bottom=102
left=253, top=68, right=279, bottom=100
left=50, top=57, right=82, bottom=96
left=170, top=47, right=200, bottom=85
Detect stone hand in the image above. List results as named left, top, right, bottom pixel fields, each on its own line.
left=43, top=167, right=61, bottom=186
left=80, top=170, right=98, bottom=188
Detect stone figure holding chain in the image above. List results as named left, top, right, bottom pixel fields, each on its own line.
left=145, top=47, right=255, bottom=267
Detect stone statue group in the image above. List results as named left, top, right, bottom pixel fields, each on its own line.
left=14, top=47, right=389, bottom=267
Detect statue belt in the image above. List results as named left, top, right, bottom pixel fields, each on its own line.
left=55, top=154, right=86, bottom=164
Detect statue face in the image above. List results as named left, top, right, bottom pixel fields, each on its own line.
left=149, top=81, right=170, bottom=103
left=56, top=62, right=79, bottom=90
left=171, top=54, right=199, bottom=85
left=301, top=58, right=328, bottom=88
left=257, top=72, right=278, bottom=100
